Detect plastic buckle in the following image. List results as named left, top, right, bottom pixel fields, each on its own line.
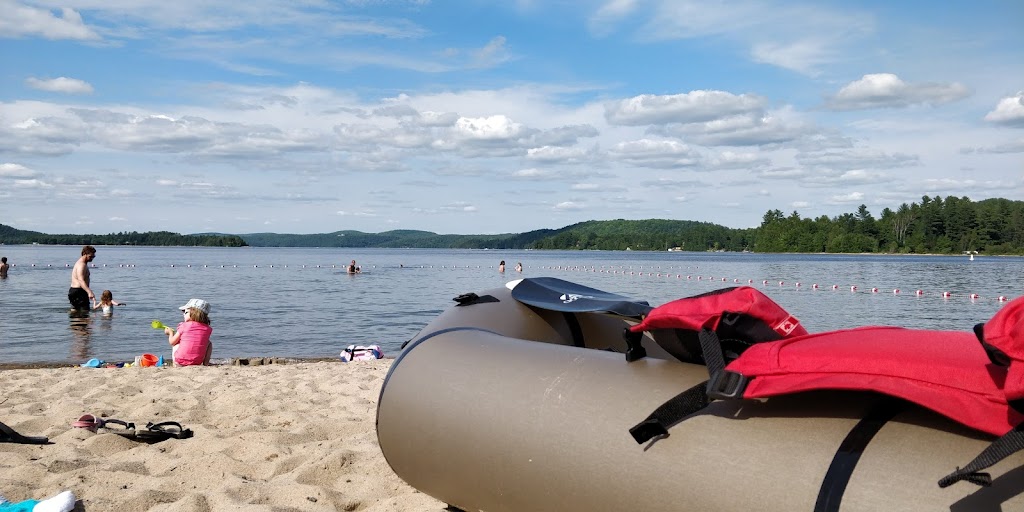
left=622, top=328, right=647, bottom=362
left=706, top=370, right=748, bottom=400
left=453, top=293, right=480, bottom=306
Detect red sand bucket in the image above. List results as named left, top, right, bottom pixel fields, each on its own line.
left=140, top=354, right=159, bottom=367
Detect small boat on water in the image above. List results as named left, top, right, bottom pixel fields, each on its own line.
left=377, top=277, right=1024, bottom=512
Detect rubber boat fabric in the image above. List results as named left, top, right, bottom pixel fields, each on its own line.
left=377, top=277, right=1024, bottom=512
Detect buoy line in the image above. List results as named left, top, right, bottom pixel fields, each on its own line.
left=5, top=261, right=1014, bottom=304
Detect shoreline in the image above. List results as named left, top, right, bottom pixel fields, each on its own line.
left=0, top=355, right=380, bottom=371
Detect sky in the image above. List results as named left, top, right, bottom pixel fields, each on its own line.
left=1, top=1, right=1023, bottom=236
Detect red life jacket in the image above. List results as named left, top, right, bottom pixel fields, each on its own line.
left=724, top=326, right=1021, bottom=437
left=627, top=289, right=1024, bottom=489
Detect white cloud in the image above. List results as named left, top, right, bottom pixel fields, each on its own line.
left=751, top=39, right=832, bottom=76
left=454, top=115, right=525, bottom=141
left=608, top=138, right=703, bottom=169
left=553, top=201, right=585, bottom=211
left=791, top=201, right=811, bottom=208
left=13, top=178, right=53, bottom=189
left=469, top=36, right=512, bottom=69
left=440, top=202, right=478, bottom=212
left=707, top=151, right=771, bottom=169
left=0, top=163, right=36, bottom=177
left=588, top=0, right=639, bottom=36
left=25, top=77, right=94, bottom=95
left=605, top=90, right=766, bottom=126
left=511, top=168, right=560, bottom=180
left=984, top=92, right=1024, bottom=127
left=658, top=108, right=817, bottom=147
left=922, top=178, right=1011, bottom=192
left=526, top=145, right=591, bottom=163
left=829, top=191, right=865, bottom=203
left=0, top=3, right=99, bottom=40
left=636, top=1, right=874, bottom=75
left=571, top=183, right=600, bottom=191
left=796, top=149, right=919, bottom=171
left=825, top=73, right=970, bottom=110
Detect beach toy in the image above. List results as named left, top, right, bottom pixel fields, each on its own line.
left=80, top=358, right=102, bottom=368
left=140, top=354, right=159, bottom=367
left=151, top=320, right=173, bottom=333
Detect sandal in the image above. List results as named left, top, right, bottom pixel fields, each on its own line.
left=71, top=414, right=106, bottom=432
left=0, top=421, right=48, bottom=445
left=136, top=421, right=193, bottom=442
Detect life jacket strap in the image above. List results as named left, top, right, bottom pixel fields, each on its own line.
left=629, top=328, right=747, bottom=444
left=939, top=423, right=1024, bottom=488
left=629, top=380, right=710, bottom=444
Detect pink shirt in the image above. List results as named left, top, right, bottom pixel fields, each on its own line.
left=174, top=320, right=212, bottom=366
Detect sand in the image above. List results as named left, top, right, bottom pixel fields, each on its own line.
left=0, top=360, right=447, bottom=511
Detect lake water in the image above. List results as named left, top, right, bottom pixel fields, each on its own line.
left=0, top=245, right=1020, bottom=364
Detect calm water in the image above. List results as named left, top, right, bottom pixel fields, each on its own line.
left=0, top=245, right=1021, bottom=364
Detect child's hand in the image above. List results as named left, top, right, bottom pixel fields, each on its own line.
left=164, top=327, right=173, bottom=335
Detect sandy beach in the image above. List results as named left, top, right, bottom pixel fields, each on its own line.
left=0, top=360, right=447, bottom=511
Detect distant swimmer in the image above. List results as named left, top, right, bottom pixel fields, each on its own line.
left=515, top=262, right=522, bottom=273
left=0, top=256, right=8, bottom=278
left=69, top=246, right=97, bottom=312
left=498, top=260, right=505, bottom=273
left=347, top=259, right=361, bottom=274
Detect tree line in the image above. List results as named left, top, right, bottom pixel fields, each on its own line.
left=3, top=195, right=1024, bottom=253
left=0, top=226, right=247, bottom=247
left=755, top=196, right=1024, bottom=255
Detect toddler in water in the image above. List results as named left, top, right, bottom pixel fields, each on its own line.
left=165, top=298, right=213, bottom=366
left=92, top=290, right=126, bottom=316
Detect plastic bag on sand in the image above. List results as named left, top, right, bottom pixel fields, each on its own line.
left=340, top=344, right=383, bottom=362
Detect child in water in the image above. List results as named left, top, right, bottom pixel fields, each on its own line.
left=165, top=298, right=213, bottom=366
left=92, top=290, right=126, bottom=316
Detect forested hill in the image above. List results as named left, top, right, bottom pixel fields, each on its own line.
left=0, top=225, right=247, bottom=247
left=238, top=220, right=744, bottom=250
left=4, top=195, right=1024, bottom=254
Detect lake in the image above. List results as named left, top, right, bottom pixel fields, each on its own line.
left=0, top=245, right=1019, bottom=364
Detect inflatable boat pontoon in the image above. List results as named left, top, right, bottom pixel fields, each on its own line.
left=377, top=278, right=1024, bottom=512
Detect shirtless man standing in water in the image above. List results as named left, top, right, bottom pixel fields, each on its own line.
left=69, top=246, right=96, bottom=312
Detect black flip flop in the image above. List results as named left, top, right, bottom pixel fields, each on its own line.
left=136, top=421, right=193, bottom=443
left=100, top=419, right=138, bottom=439
left=0, top=421, right=49, bottom=445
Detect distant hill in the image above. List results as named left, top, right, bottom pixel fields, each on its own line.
left=0, top=225, right=247, bottom=247
left=236, top=219, right=748, bottom=251
left=0, top=219, right=748, bottom=251
left=238, top=227, right=564, bottom=249
left=8, top=195, right=1024, bottom=254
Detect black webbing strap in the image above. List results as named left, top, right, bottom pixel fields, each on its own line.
left=699, top=328, right=726, bottom=376
left=629, top=329, right=744, bottom=444
left=939, top=423, right=1024, bottom=487
left=629, top=380, right=710, bottom=444
left=814, top=397, right=905, bottom=512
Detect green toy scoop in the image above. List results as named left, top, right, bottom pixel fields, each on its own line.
left=151, top=320, right=174, bottom=333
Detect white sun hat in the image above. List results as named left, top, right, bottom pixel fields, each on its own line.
left=179, top=298, right=211, bottom=314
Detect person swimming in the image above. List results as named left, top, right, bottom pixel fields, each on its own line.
left=347, top=259, right=361, bottom=274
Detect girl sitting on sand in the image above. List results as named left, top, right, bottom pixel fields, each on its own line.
left=92, top=290, right=126, bottom=316
left=165, top=298, right=213, bottom=366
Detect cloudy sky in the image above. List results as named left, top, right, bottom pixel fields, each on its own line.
left=1, top=0, right=1022, bottom=235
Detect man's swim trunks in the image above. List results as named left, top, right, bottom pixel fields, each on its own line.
left=68, top=287, right=89, bottom=310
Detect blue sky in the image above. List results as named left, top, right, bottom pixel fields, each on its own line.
left=1, top=0, right=1022, bottom=236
